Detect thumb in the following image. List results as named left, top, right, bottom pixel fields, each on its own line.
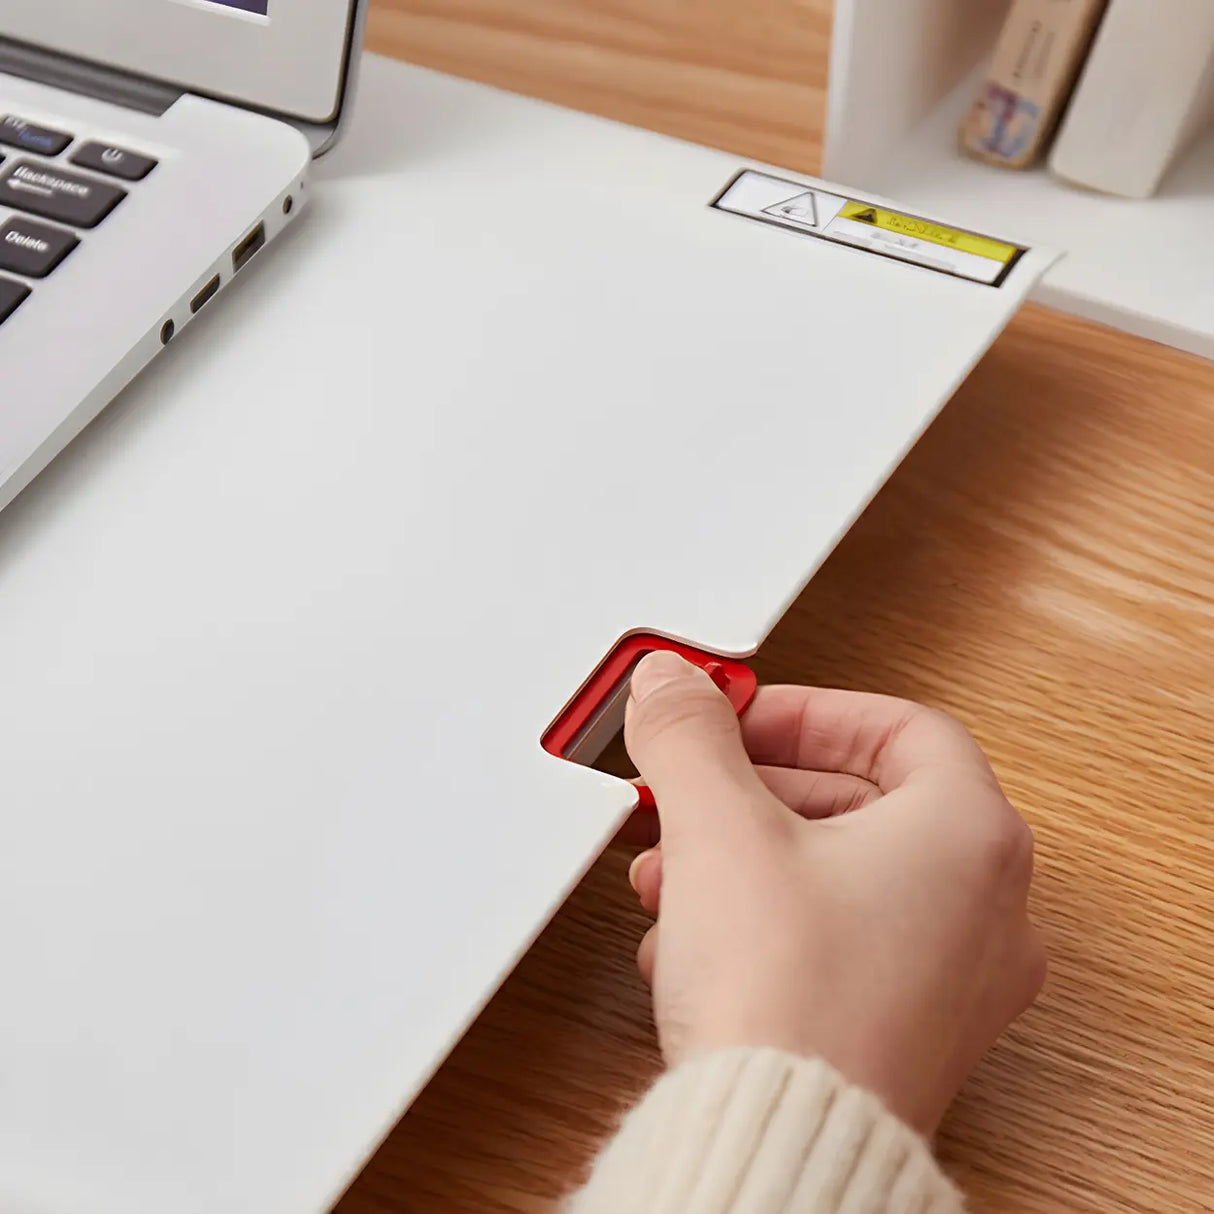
left=624, top=651, right=771, bottom=845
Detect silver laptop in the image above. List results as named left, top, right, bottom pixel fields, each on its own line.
left=0, top=0, right=367, bottom=513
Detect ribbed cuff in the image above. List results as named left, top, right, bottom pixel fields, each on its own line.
left=568, top=1049, right=962, bottom=1214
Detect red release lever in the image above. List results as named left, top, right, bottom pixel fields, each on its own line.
left=541, top=634, right=758, bottom=812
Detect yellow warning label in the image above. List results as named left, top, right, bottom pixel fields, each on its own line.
left=838, top=202, right=1018, bottom=265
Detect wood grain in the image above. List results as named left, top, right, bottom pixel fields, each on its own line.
left=364, top=0, right=828, bottom=173
left=340, top=4, right=1214, bottom=1211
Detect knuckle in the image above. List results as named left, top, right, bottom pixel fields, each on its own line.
left=923, top=704, right=981, bottom=750
left=1012, top=926, right=1048, bottom=1013
left=971, top=803, right=1036, bottom=882
left=1009, top=815, right=1037, bottom=872
left=922, top=703, right=963, bottom=732
left=878, top=701, right=979, bottom=765
left=915, top=704, right=1001, bottom=775
left=1024, top=929, right=1049, bottom=999
left=866, top=698, right=931, bottom=760
left=839, top=777, right=877, bottom=814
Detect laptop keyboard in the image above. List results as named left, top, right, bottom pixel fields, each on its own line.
left=0, top=113, right=158, bottom=327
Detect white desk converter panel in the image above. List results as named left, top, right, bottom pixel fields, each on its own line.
left=0, top=55, right=1056, bottom=1214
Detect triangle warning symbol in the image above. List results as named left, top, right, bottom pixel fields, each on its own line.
left=763, top=191, right=818, bottom=227
left=852, top=207, right=879, bottom=224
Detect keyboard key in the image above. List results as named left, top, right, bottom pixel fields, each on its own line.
left=70, top=142, right=158, bottom=182
left=0, top=216, right=79, bottom=278
left=0, top=115, right=73, bottom=157
left=0, top=277, right=31, bottom=326
left=0, top=160, right=125, bottom=228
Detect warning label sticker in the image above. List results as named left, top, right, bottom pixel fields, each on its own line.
left=835, top=201, right=1019, bottom=263
left=711, top=170, right=1026, bottom=287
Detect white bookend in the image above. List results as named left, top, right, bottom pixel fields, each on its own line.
left=1049, top=0, right=1214, bottom=198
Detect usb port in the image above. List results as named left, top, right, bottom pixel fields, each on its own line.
left=190, top=274, right=221, bottom=314
left=232, top=221, right=266, bottom=274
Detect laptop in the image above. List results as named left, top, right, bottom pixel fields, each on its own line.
left=0, top=0, right=367, bottom=514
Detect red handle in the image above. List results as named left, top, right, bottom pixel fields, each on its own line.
left=542, top=634, right=758, bottom=811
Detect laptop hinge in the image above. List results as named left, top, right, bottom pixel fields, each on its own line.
left=0, top=37, right=179, bottom=117
left=0, top=34, right=346, bottom=156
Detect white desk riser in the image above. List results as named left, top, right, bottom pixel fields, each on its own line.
left=0, top=54, right=1054, bottom=1213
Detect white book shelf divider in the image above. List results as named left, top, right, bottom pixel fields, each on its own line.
left=825, top=0, right=1214, bottom=360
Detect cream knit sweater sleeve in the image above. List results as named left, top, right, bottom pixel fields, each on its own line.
left=567, top=1049, right=963, bottom=1214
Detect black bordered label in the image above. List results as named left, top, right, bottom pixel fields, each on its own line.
left=711, top=169, right=1028, bottom=288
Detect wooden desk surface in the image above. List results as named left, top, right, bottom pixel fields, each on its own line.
left=341, top=4, right=1214, bottom=1211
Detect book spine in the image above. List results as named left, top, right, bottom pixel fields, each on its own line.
left=960, top=0, right=1108, bottom=169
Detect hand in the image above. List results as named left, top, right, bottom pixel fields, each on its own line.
left=621, top=651, right=1046, bottom=1136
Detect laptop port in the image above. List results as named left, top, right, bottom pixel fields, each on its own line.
left=190, top=274, right=221, bottom=314
left=232, top=221, right=266, bottom=274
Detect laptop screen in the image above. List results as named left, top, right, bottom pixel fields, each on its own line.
left=1, top=0, right=357, bottom=123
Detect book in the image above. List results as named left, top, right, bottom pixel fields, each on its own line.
left=1049, top=0, right=1214, bottom=197
left=960, top=0, right=1108, bottom=170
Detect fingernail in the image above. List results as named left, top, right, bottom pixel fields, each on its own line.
left=630, top=651, right=698, bottom=703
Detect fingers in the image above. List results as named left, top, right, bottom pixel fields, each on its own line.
left=741, top=685, right=995, bottom=791
left=619, top=765, right=877, bottom=854
left=628, top=848, right=662, bottom=913
left=623, top=769, right=871, bottom=914
left=623, top=769, right=869, bottom=922
left=754, top=765, right=880, bottom=817
left=636, top=924, right=657, bottom=987
left=624, top=652, right=774, bottom=846
left=628, top=852, right=658, bottom=986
